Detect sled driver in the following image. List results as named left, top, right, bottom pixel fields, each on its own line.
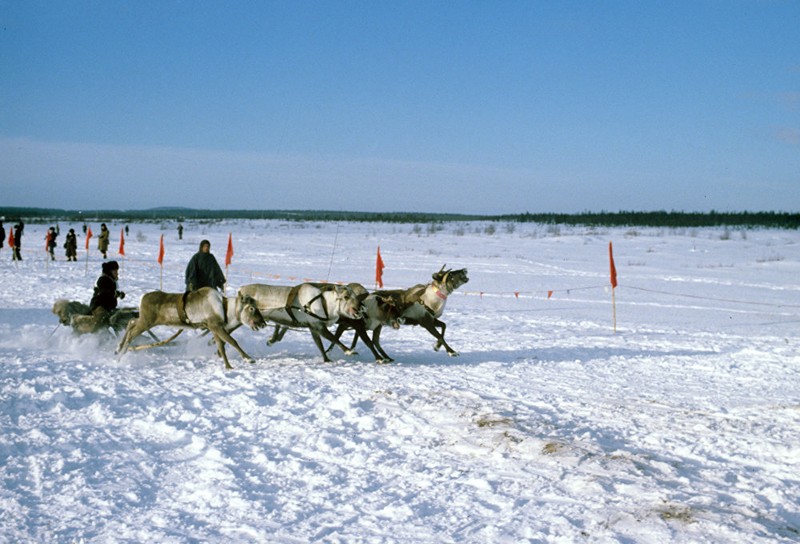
left=185, top=239, right=226, bottom=292
left=72, top=260, right=126, bottom=333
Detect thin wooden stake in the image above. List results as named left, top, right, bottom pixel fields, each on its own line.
left=612, top=287, right=617, bottom=334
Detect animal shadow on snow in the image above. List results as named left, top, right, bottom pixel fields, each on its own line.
left=392, top=345, right=717, bottom=368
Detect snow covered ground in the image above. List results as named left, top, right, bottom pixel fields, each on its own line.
left=1, top=219, right=798, bottom=543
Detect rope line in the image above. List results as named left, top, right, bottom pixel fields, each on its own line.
left=621, top=285, right=800, bottom=309
left=7, top=252, right=798, bottom=312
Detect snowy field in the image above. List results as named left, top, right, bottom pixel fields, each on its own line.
left=1, top=219, right=798, bottom=543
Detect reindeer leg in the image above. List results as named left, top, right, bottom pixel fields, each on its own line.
left=208, top=322, right=255, bottom=365
left=348, top=331, right=359, bottom=352
left=116, top=320, right=134, bottom=354
left=211, top=333, right=234, bottom=371
left=420, top=318, right=458, bottom=356
left=117, top=318, right=149, bottom=355
left=432, top=318, right=447, bottom=351
left=326, top=321, right=351, bottom=354
left=351, top=321, right=386, bottom=362
left=315, top=326, right=357, bottom=357
left=310, top=330, right=333, bottom=362
left=267, top=325, right=288, bottom=346
left=372, top=325, right=394, bottom=363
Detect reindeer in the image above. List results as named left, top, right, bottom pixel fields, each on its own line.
left=331, top=265, right=469, bottom=360
left=396, top=265, right=469, bottom=356
left=324, top=284, right=405, bottom=363
left=116, top=288, right=265, bottom=370
left=238, top=282, right=362, bottom=362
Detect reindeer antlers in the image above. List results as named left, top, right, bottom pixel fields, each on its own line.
left=432, top=264, right=450, bottom=280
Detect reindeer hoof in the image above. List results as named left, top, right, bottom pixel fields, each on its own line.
left=345, top=349, right=358, bottom=356
left=225, top=364, right=234, bottom=371
left=447, top=351, right=460, bottom=357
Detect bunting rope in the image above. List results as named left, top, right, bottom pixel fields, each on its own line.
left=621, top=285, right=800, bottom=309
left=8, top=230, right=798, bottom=313
left=19, top=255, right=797, bottom=311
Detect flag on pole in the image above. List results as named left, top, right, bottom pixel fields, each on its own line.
left=158, top=234, right=165, bottom=265
left=45, top=230, right=51, bottom=252
left=225, top=233, right=234, bottom=267
left=7, top=229, right=13, bottom=248
left=118, top=228, right=125, bottom=256
left=609, top=241, right=618, bottom=289
left=85, top=227, right=93, bottom=250
left=375, top=246, right=385, bottom=288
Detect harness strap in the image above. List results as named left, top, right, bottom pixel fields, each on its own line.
left=302, top=291, right=330, bottom=320
left=177, top=292, right=190, bottom=324
left=284, top=284, right=304, bottom=324
left=285, top=285, right=333, bottom=323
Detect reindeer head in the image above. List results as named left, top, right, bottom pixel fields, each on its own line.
left=237, top=292, right=267, bottom=330
left=432, top=265, right=469, bottom=291
left=375, top=293, right=405, bottom=329
left=336, top=285, right=363, bottom=319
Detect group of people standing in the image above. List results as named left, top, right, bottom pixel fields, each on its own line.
left=1, top=221, right=116, bottom=262
left=46, top=225, right=81, bottom=261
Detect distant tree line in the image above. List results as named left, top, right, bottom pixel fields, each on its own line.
left=1, top=207, right=797, bottom=229
left=496, top=210, right=800, bottom=229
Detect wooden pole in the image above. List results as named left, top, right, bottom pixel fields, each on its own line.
left=612, top=287, right=617, bottom=334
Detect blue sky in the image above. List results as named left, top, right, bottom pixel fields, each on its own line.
left=2, top=1, right=798, bottom=214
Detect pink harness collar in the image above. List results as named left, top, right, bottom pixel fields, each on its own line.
left=434, top=288, right=448, bottom=300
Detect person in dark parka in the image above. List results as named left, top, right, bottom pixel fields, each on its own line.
left=64, top=228, right=78, bottom=261
left=13, top=222, right=23, bottom=260
left=72, top=260, right=126, bottom=334
left=185, top=239, right=226, bottom=292
left=90, top=260, right=125, bottom=314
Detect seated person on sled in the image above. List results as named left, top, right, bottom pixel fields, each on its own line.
left=71, top=261, right=126, bottom=334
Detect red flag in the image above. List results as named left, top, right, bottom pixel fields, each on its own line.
left=8, top=229, right=14, bottom=248
left=85, top=227, right=93, bottom=250
left=609, top=241, right=618, bottom=289
left=158, top=234, right=165, bottom=265
left=45, top=230, right=51, bottom=252
left=375, top=246, right=385, bottom=288
left=225, top=233, right=234, bottom=267
left=118, top=228, right=125, bottom=256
